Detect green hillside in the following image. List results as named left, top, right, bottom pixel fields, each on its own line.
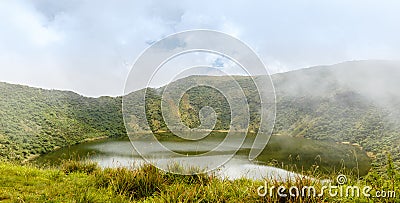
left=0, top=83, right=126, bottom=161
left=272, top=60, right=400, bottom=167
left=1, top=60, right=400, bottom=168
left=124, top=60, right=400, bottom=167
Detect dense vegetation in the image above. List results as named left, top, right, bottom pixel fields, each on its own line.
left=272, top=61, right=400, bottom=169
left=124, top=60, right=400, bottom=168
left=1, top=60, right=400, bottom=170
left=0, top=83, right=126, bottom=161
left=0, top=158, right=398, bottom=202
left=1, top=60, right=400, bottom=202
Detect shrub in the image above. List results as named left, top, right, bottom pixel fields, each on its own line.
left=94, top=164, right=164, bottom=200
left=61, top=160, right=99, bottom=175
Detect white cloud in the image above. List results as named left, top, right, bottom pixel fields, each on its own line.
left=0, top=0, right=399, bottom=96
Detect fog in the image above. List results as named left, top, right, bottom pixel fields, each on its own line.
left=273, top=60, right=400, bottom=108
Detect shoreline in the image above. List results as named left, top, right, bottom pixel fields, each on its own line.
left=24, top=135, right=113, bottom=163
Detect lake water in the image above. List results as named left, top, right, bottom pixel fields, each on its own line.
left=34, top=133, right=371, bottom=180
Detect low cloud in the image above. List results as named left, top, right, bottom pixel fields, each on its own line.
left=0, top=0, right=399, bottom=96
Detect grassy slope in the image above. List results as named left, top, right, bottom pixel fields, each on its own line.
left=0, top=160, right=398, bottom=203
left=0, top=162, right=126, bottom=202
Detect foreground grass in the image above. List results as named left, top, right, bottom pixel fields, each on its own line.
left=0, top=162, right=126, bottom=202
left=0, top=160, right=398, bottom=202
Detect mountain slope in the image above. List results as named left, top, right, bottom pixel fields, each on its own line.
left=123, top=60, right=400, bottom=166
left=1, top=60, right=400, bottom=167
left=272, top=60, right=400, bottom=166
left=0, top=83, right=126, bottom=161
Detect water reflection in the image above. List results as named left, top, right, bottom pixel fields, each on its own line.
left=34, top=134, right=371, bottom=179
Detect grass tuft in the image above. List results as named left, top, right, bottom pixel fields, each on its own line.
left=61, top=159, right=99, bottom=175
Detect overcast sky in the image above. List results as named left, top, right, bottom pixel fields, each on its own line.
left=1, top=0, right=399, bottom=97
